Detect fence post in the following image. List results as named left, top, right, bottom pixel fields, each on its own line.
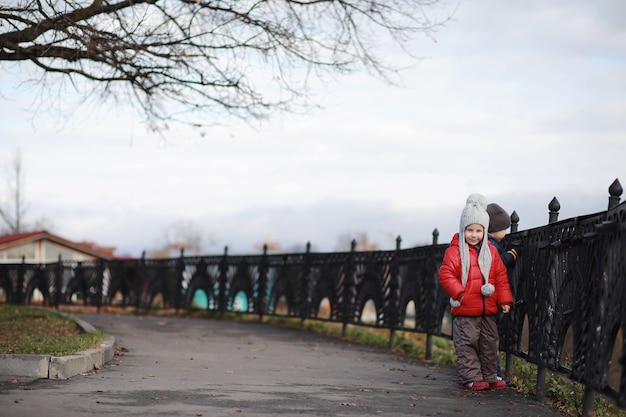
left=581, top=386, right=597, bottom=417
left=174, top=248, right=185, bottom=313
left=388, top=236, right=401, bottom=349
left=257, top=244, right=269, bottom=322
left=75, top=262, right=85, bottom=305
left=536, top=367, right=547, bottom=403
left=54, top=254, right=62, bottom=309
left=426, top=229, right=440, bottom=360
left=299, top=242, right=311, bottom=324
left=536, top=198, right=561, bottom=403
left=504, top=210, right=519, bottom=379
left=96, top=259, right=104, bottom=314
left=218, top=246, right=229, bottom=318
left=16, top=256, right=25, bottom=305
left=608, top=178, right=622, bottom=209
left=504, top=350, right=514, bottom=383
left=341, top=240, right=357, bottom=337
left=135, top=251, right=146, bottom=313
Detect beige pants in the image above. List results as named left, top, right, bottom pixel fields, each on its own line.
left=452, top=315, right=499, bottom=385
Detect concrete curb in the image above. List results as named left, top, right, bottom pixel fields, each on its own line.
left=0, top=310, right=116, bottom=381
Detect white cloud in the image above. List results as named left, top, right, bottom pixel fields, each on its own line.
left=2, top=0, right=625, bottom=257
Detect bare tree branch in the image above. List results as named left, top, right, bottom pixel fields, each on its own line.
left=1, top=0, right=451, bottom=130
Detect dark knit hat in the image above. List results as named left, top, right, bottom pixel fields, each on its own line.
left=486, top=203, right=511, bottom=233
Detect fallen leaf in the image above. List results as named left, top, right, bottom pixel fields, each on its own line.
left=115, top=346, right=128, bottom=356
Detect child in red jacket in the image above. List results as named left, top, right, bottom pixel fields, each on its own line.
left=439, top=193, right=513, bottom=391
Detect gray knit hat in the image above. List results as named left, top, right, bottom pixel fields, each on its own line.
left=450, top=193, right=494, bottom=307
left=460, top=193, right=490, bottom=232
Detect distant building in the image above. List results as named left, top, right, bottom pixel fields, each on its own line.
left=0, top=230, right=116, bottom=264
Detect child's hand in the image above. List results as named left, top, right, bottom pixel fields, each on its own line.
left=501, top=305, right=510, bottom=314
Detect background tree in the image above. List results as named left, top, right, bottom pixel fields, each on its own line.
left=147, top=220, right=215, bottom=258
left=0, top=0, right=448, bottom=130
left=335, top=231, right=380, bottom=252
left=0, top=149, right=55, bottom=235
left=0, top=149, right=28, bottom=234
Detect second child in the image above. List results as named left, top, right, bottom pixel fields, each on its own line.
left=486, top=203, right=518, bottom=269
left=486, top=202, right=518, bottom=380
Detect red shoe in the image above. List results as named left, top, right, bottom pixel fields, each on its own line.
left=489, top=379, right=506, bottom=390
left=462, top=381, right=489, bottom=391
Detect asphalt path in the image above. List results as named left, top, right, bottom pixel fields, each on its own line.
left=0, top=313, right=567, bottom=417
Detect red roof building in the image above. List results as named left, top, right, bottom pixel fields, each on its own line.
left=0, top=230, right=116, bottom=263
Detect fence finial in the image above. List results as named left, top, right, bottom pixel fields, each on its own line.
left=510, top=210, right=519, bottom=233
left=432, top=228, right=439, bottom=245
left=608, top=178, right=622, bottom=209
left=549, top=197, right=560, bottom=223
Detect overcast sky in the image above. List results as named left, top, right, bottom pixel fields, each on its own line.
left=1, top=0, right=625, bottom=257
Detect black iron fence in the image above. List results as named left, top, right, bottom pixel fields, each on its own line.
left=0, top=179, right=624, bottom=415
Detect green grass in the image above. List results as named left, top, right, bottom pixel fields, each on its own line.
left=0, top=305, right=105, bottom=356
left=509, top=357, right=626, bottom=417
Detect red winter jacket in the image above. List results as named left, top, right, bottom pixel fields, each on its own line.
left=438, top=233, right=513, bottom=317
